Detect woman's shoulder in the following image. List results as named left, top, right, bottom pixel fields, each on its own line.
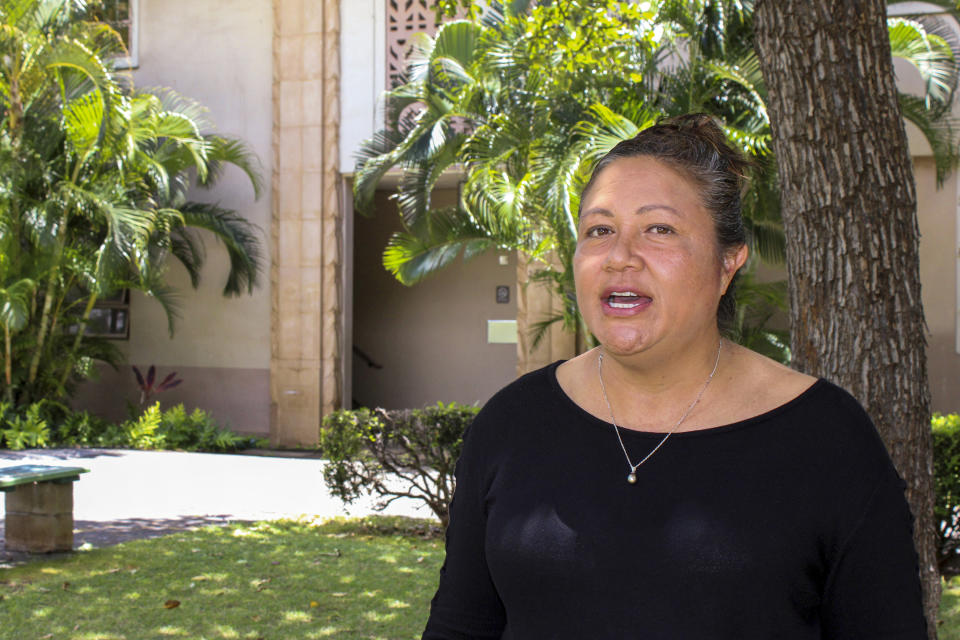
left=713, top=344, right=818, bottom=422
left=717, top=345, right=887, bottom=452
left=463, top=362, right=562, bottom=439
left=730, top=348, right=894, bottom=472
left=473, top=362, right=562, bottom=424
left=457, top=363, right=563, bottom=468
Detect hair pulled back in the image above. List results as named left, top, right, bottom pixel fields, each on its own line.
left=579, top=113, right=749, bottom=330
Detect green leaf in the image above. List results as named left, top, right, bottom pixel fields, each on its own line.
left=382, top=207, right=492, bottom=285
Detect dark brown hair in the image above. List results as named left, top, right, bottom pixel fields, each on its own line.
left=578, top=113, right=750, bottom=329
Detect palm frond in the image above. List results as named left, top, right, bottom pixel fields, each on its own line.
left=202, top=136, right=264, bottom=199
left=62, top=90, right=104, bottom=157
left=178, top=201, right=263, bottom=296
left=396, top=128, right=464, bottom=228
left=889, top=17, right=957, bottom=110
left=167, top=227, right=205, bottom=289
left=899, top=92, right=960, bottom=184
left=382, top=207, right=492, bottom=285
left=139, top=281, right=182, bottom=338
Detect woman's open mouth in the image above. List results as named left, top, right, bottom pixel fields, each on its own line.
left=601, top=290, right=652, bottom=314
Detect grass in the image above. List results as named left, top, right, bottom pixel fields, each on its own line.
left=6, top=517, right=960, bottom=639
left=0, top=516, right=444, bottom=640
left=942, top=577, right=960, bottom=639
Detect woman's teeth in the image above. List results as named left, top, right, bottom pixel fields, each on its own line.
left=607, top=292, right=646, bottom=308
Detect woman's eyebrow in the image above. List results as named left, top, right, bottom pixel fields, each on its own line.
left=636, top=204, right=682, bottom=216
left=580, top=207, right=614, bottom=219
left=581, top=204, right=681, bottom=218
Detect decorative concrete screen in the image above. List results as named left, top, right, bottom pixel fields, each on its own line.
left=386, top=0, right=442, bottom=89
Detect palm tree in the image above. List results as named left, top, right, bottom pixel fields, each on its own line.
left=354, top=0, right=959, bottom=360
left=0, top=276, right=35, bottom=402
left=355, top=1, right=663, bottom=281
left=0, top=0, right=264, bottom=404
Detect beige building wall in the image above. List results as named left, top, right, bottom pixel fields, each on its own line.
left=73, top=0, right=960, bottom=439
left=915, top=157, right=960, bottom=413
left=72, top=0, right=274, bottom=435
left=352, top=191, right=518, bottom=409
left=893, top=13, right=960, bottom=413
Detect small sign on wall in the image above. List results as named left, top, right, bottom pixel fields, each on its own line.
left=487, top=320, right=517, bottom=344
left=496, top=285, right=510, bottom=304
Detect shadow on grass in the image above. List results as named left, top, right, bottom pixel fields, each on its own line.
left=0, top=515, right=252, bottom=568
left=0, top=517, right=443, bottom=640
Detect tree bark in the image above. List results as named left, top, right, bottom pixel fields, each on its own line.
left=754, top=1, right=938, bottom=635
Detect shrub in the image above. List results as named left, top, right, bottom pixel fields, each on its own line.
left=124, top=403, right=165, bottom=450
left=319, top=402, right=479, bottom=528
left=934, top=412, right=960, bottom=575
left=153, top=403, right=255, bottom=452
left=55, top=410, right=113, bottom=447
left=0, top=400, right=261, bottom=453
left=1, top=402, right=51, bottom=450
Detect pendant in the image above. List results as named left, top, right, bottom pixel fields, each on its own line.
left=627, top=472, right=637, bottom=484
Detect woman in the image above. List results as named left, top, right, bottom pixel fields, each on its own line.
left=422, top=114, right=926, bottom=639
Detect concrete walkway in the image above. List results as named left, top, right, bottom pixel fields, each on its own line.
left=0, top=448, right=432, bottom=565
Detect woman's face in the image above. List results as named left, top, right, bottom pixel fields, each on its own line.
left=574, top=156, right=746, bottom=359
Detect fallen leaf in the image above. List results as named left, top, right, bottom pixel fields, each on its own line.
left=163, top=599, right=180, bottom=609
left=62, top=582, right=70, bottom=590
left=416, top=556, right=425, bottom=563
left=40, top=635, right=53, bottom=639
left=251, top=615, right=261, bottom=622
left=310, top=600, right=320, bottom=608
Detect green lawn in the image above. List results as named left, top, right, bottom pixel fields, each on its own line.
left=4, top=516, right=960, bottom=640
left=0, top=517, right=444, bottom=640
left=942, top=577, right=960, bottom=639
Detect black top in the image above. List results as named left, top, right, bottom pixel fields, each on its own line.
left=422, top=362, right=926, bottom=639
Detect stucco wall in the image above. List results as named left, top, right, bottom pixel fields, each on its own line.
left=72, top=0, right=273, bottom=434
left=340, top=0, right=384, bottom=175
left=128, top=0, right=272, bottom=370
left=916, top=157, right=960, bottom=413
left=352, top=190, right=518, bottom=409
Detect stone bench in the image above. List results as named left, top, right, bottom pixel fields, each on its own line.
left=0, top=465, right=89, bottom=553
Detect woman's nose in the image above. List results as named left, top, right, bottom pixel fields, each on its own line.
left=603, top=230, right=644, bottom=271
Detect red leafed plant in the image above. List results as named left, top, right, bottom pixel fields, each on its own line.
left=132, top=365, right=183, bottom=408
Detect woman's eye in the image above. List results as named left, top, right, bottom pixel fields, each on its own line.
left=649, top=224, right=674, bottom=235
left=585, top=226, right=613, bottom=238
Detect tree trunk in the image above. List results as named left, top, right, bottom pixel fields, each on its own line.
left=754, top=1, right=938, bottom=636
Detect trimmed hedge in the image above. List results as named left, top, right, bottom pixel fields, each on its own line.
left=935, top=413, right=960, bottom=575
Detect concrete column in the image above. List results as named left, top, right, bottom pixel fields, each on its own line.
left=516, top=252, right=577, bottom=375
left=5, top=482, right=75, bottom=553
left=271, top=0, right=342, bottom=446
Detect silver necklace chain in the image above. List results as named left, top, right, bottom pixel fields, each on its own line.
left=597, top=339, right=722, bottom=484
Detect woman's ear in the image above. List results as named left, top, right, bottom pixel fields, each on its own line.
left=721, top=244, right=749, bottom=295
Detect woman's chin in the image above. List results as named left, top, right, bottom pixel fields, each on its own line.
left=594, top=330, right=654, bottom=357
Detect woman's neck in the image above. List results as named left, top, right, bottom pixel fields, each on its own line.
left=597, top=333, right=724, bottom=431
